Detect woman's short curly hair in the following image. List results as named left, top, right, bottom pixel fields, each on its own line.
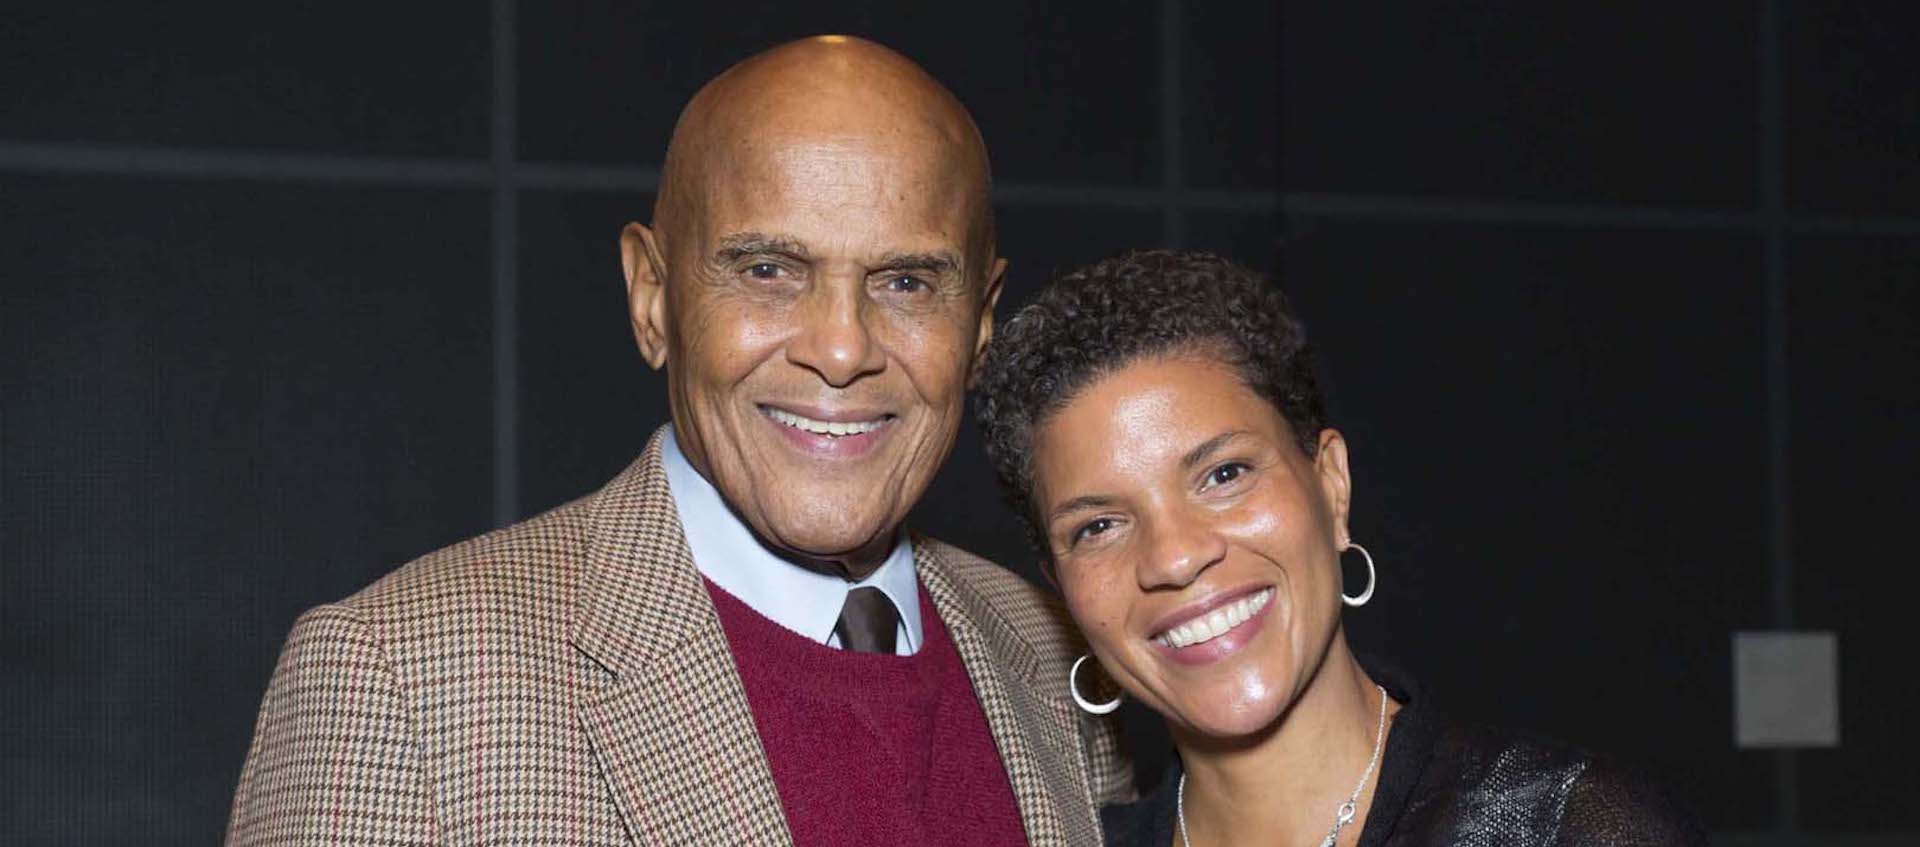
left=973, top=249, right=1329, bottom=557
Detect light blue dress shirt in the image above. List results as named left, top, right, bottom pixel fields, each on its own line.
left=660, top=426, right=924, bottom=655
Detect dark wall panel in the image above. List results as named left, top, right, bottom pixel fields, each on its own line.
left=1188, top=210, right=1280, bottom=272
left=1786, top=1, right=1920, bottom=215
left=1, top=3, right=490, bottom=156
left=1283, top=2, right=1757, bottom=206
left=0, top=174, right=493, bottom=845
left=517, top=1, right=1162, bottom=185
left=1282, top=219, right=1774, bottom=829
left=1789, top=235, right=1920, bottom=829
left=1182, top=1, right=1278, bottom=190
left=992, top=205, right=1169, bottom=308
left=516, top=189, right=666, bottom=516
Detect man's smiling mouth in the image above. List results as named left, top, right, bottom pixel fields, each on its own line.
left=760, top=405, right=894, bottom=437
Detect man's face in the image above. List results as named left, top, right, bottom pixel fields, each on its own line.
left=634, top=132, right=1003, bottom=574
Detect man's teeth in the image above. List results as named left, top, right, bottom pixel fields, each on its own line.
left=765, top=407, right=886, bottom=437
left=1153, top=588, right=1273, bottom=649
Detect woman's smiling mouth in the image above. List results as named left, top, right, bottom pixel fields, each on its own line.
left=1150, top=586, right=1275, bottom=653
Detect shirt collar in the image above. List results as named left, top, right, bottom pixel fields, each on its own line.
left=660, top=426, right=923, bottom=654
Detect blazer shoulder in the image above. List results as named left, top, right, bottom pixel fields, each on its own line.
left=919, top=537, right=1083, bottom=659
left=333, top=494, right=596, bottom=632
left=229, top=599, right=438, bottom=845
left=920, top=537, right=1042, bottom=591
left=919, top=536, right=1138, bottom=806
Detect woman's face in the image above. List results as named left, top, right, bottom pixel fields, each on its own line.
left=1032, top=353, right=1351, bottom=740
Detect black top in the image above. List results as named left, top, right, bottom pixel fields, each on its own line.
left=1100, top=661, right=1705, bottom=847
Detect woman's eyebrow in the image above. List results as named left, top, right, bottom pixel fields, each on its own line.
left=1047, top=494, right=1115, bottom=523
left=1180, top=431, right=1249, bottom=470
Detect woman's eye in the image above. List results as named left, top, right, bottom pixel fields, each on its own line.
left=1071, top=517, right=1117, bottom=546
left=1204, top=461, right=1250, bottom=488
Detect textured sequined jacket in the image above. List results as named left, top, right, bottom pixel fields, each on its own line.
left=1100, top=663, right=1705, bottom=847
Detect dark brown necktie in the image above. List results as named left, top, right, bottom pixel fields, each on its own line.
left=834, top=586, right=899, bottom=654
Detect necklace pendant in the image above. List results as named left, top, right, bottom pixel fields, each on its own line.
left=1319, top=834, right=1338, bottom=847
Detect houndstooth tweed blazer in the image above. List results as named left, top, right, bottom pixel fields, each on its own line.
left=226, top=428, right=1133, bottom=846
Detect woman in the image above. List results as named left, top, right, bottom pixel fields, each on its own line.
left=974, top=250, right=1702, bottom=847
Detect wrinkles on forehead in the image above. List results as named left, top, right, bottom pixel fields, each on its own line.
left=652, top=37, right=995, bottom=271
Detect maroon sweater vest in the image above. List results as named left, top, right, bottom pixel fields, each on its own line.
left=705, top=578, right=1029, bottom=846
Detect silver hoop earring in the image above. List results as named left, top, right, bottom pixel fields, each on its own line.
left=1342, top=542, right=1377, bottom=607
left=1069, top=654, right=1122, bottom=715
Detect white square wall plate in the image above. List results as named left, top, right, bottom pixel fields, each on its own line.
left=1733, top=630, right=1840, bottom=748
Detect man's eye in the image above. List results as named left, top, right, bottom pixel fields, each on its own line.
left=1204, top=462, right=1250, bottom=488
left=746, top=263, right=783, bottom=279
left=884, top=275, right=927, bottom=293
left=1073, top=517, right=1117, bottom=545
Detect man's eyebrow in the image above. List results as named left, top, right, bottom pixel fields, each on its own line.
left=713, top=233, right=811, bottom=263
left=872, top=250, right=961, bottom=275
left=1181, top=431, right=1248, bottom=470
left=1047, top=494, right=1115, bottom=523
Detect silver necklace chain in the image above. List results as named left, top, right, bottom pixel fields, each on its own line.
left=1176, top=683, right=1388, bottom=847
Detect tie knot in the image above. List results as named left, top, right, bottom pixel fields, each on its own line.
left=834, top=586, right=900, bottom=654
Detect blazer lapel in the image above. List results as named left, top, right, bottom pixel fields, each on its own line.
left=915, top=541, right=1105, bottom=847
left=570, top=431, right=793, bottom=846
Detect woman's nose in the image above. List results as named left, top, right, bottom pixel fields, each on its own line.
left=1137, top=510, right=1228, bottom=590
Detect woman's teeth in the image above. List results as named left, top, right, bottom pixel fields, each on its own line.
left=1153, top=588, right=1273, bottom=649
left=765, top=407, right=887, bottom=436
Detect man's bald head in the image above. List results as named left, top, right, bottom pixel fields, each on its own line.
left=619, top=36, right=1009, bottom=576
left=653, top=36, right=996, bottom=267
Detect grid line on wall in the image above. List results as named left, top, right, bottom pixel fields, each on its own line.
left=492, top=0, right=520, bottom=526
left=6, top=141, right=1917, bottom=236
left=1759, top=0, right=1793, bottom=634
left=1758, top=0, right=1798, bottom=832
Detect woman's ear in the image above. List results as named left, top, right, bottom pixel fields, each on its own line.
left=1314, top=428, right=1353, bottom=543
left=620, top=222, right=671, bottom=369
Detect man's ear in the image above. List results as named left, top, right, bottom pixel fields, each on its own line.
left=1314, top=428, right=1354, bottom=545
left=968, top=257, right=1009, bottom=387
left=620, top=222, right=670, bottom=369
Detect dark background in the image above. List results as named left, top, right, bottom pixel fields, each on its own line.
left=3, top=2, right=1915, bottom=844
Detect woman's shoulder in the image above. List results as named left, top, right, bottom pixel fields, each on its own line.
left=1423, top=723, right=1707, bottom=846
left=1553, top=754, right=1710, bottom=846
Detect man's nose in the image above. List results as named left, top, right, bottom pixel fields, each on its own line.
left=785, top=282, right=886, bottom=387
left=1137, top=508, right=1228, bottom=590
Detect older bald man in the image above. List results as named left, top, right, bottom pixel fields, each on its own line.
left=225, top=37, right=1131, bottom=847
